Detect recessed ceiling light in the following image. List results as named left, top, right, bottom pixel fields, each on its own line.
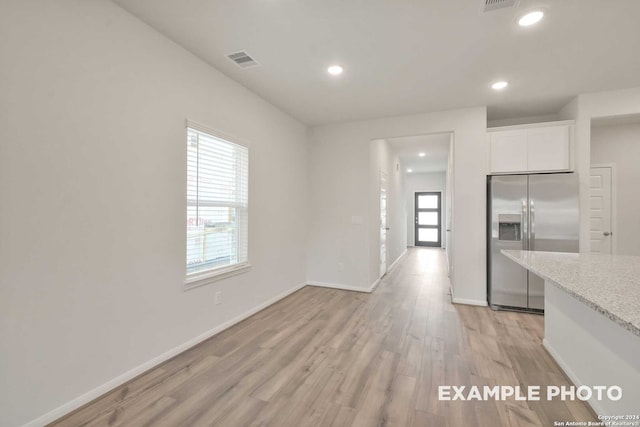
left=327, top=65, right=343, bottom=76
left=407, top=168, right=413, bottom=173
left=518, top=11, right=544, bottom=26
left=418, top=152, right=426, bottom=157
left=491, top=81, right=509, bottom=90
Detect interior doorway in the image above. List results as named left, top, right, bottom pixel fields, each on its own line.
left=414, top=191, right=441, bottom=247
left=370, top=132, right=453, bottom=284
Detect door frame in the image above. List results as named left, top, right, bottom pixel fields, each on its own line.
left=590, top=163, right=617, bottom=254
left=414, top=191, right=442, bottom=247
left=379, top=171, right=388, bottom=277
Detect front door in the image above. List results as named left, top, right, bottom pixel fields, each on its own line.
left=415, top=192, right=441, bottom=247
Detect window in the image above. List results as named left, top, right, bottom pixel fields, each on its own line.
left=186, top=122, right=249, bottom=286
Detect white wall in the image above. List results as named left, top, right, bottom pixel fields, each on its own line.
left=405, top=172, right=447, bottom=247
left=307, top=107, right=487, bottom=304
left=0, top=1, right=309, bottom=426
left=559, top=86, right=640, bottom=252
left=591, top=121, right=640, bottom=255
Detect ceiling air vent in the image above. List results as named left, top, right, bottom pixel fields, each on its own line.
left=480, top=0, right=520, bottom=13
left=226, top=51, right=259, bottom=69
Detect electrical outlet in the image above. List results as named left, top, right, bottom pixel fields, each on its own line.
left=215, top=291, right=222, bottom=305
left=337, top=262, right=344, bottom=272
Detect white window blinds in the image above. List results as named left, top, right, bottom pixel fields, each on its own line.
left=186, top=124, right=249, bottom=277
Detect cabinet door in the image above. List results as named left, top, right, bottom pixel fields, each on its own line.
left=490, top=130, right=528, bottom=173
left=527, top=125, right=570, bottom=172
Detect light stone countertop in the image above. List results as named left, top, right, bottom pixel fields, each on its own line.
left=501, top=250, right=640, bottom=338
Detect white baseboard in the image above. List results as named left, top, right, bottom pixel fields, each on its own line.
left=387, top=248, right=407, bottom=272
left=451, top=296, right=488, bottom=307
left=542, top=338, right=603, bottom=416
left=365, top=248, right=408, bottom=293
left=307, top=261, right=401, bottom=294
left=445, top=252, right=451, bottom=277
left=307, top=280, right=372, bottom=293
left=23, top=282, right=307, bottom=427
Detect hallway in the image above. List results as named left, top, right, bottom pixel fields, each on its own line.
left=53, top=248, right=595, bottom=426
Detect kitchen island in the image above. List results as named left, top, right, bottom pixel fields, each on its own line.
left=502, top=250, right=640, bottom=416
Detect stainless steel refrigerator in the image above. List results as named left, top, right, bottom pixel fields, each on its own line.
left=487, top=173, right=579, bottom=312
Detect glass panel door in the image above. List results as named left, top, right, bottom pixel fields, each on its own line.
left=415, top=192, right=441, bottom=247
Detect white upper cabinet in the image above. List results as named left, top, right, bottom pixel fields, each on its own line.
left=488, top=121, right=573, bottom=174
left=526, top=125, right=570, bottom=172
left=489, top=130, right=528, bottom=173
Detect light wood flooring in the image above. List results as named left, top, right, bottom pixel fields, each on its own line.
left=51, top=248, right=596, bottom=427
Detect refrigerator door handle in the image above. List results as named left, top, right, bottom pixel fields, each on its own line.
left=530, top=199, right=535, bottom=251
left=522, top=199, right=528, bottom=250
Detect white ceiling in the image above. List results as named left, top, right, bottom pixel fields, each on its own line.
left=112, top=0, right=640, bottom=126
left=387, top=133, right=450, bottom=174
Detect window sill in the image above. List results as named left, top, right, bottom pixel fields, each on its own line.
left=184, top=262, right=252, bottom=291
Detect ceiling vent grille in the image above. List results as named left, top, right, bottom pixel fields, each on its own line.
left=226, top=51, right=259, bottom=69
left=480, top=0, right=520, bottom=12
